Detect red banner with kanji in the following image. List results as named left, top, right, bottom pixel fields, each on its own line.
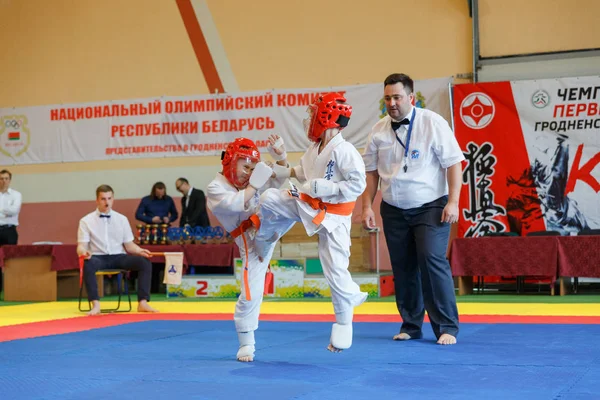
left=453, top=77, right=600, bottom=237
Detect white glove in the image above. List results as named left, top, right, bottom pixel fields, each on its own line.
left=307, top=178, right=339, bottom=197
left=272, top=163, right=291, bottom=179
left=267, top=137, right=287, bottom=161
left=249, top=162, right=273, bottom=189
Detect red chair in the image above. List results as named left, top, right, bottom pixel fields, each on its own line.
left=78, top=256, right=132, bottom=313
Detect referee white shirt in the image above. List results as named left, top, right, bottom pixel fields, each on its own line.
left=362, top=106, right=465, bottom=210
left=77, top=209, right=135, bottom=255
left=0, top=188, right=22, bottom=226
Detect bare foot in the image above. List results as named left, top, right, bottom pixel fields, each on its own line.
left=237, top=355, right=254, bottom=362
left=437, top=333, right=457, bottom=345
left=327, top=343, right=343, bottom=353
left=393, top=332, right=412, bottom=341
left=236, top=345, right=255, bottom=362
left=137, top=300, right=159, bottom=313
left=87, top=300, right=101, bottom=316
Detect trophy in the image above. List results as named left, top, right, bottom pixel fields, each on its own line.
left=182, top=225, right=193, bottom=244
left=177, top=227, right=185, bottom=244
left=212, top=226, right=225, bottom=244
left=194, top=226, right=206, bottom=244
left=135, top=224, right=144, bottom=244
left=149, top=224, right=157, bottom=244
left=145, top=224, right=152, bottom=245
left=160, top=224, right=169, bottom=244
left=207, top=227, right=215, bottom=244
left=167, top=227, right=181, bottom=245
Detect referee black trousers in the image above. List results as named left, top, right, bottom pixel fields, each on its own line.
left=381, top=196, right=459, bottom=339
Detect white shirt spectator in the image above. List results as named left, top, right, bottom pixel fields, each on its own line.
left=77, top=209, right=135, bottom=255
left=362, top=106, right=465, bottom=209
left=0, top=188, right=22, bottom=226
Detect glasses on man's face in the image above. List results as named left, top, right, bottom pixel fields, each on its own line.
left=176, top=183, right=183, bottom=192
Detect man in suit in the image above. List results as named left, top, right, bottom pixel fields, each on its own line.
left=175, top=178, right=210, bottom=228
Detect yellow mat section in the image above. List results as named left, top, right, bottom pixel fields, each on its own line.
left=1, top=301, right=599, bottom=328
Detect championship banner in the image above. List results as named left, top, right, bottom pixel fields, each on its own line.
left=0, top=78, right=451, bottom=164
left=453, top=76, right=600, bottom=238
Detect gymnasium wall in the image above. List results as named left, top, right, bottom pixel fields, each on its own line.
left=478, top=0, right=600, bottom=57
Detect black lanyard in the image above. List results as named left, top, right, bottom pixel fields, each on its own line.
left=394, top=108, right=416, bottom=172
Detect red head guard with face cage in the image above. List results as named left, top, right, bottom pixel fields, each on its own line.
left=221, top=137, right=261, bottom=188
left=305, top=93, right=352, bottom=142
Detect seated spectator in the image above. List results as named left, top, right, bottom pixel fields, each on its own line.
left=77, top=184, right=158, bottom=316
left=136, top=182, right=178, bottom=225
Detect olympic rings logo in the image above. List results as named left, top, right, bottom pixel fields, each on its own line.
left=4, top=120, right=21, bottom=129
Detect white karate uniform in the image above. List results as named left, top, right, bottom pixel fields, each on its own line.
left=206, top=173, right=283, bottom=333
left=258, top=133, right=367, bottom=315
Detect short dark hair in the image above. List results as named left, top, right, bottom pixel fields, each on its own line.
left=0, top=169, right=12, bottom=179
left=384, top=73, right=414, bottom=94
left=96, top=184, right=114, bottom=198
left=177, top=177, right=189, bottom=185
left=150, top=181, right=167, bottom=199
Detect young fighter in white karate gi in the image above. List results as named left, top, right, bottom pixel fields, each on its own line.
left=255, top=93, right=368, bottom=353
left=206, top=135, right=288, bottom=362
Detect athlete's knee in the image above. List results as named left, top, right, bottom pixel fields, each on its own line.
left=259, top=188, right=279, bottom=209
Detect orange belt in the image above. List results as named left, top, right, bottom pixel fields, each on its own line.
left=230, top=214, right=261, bottom=301
left=230, top=214, right=260, bottom=239
left=296, top=193, right=355, bottom=225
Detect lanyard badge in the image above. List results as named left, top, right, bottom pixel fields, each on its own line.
left=394, top=108, right=416, bottom=173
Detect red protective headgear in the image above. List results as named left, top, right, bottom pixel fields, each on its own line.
left=221, top=137, right=261, bottom=188
left=305, top=92, right=352, bottom=142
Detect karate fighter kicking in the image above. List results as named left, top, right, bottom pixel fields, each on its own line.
left=207, top=135, right=288, bottom=362
left=255, top=93, right=368, bottom=353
